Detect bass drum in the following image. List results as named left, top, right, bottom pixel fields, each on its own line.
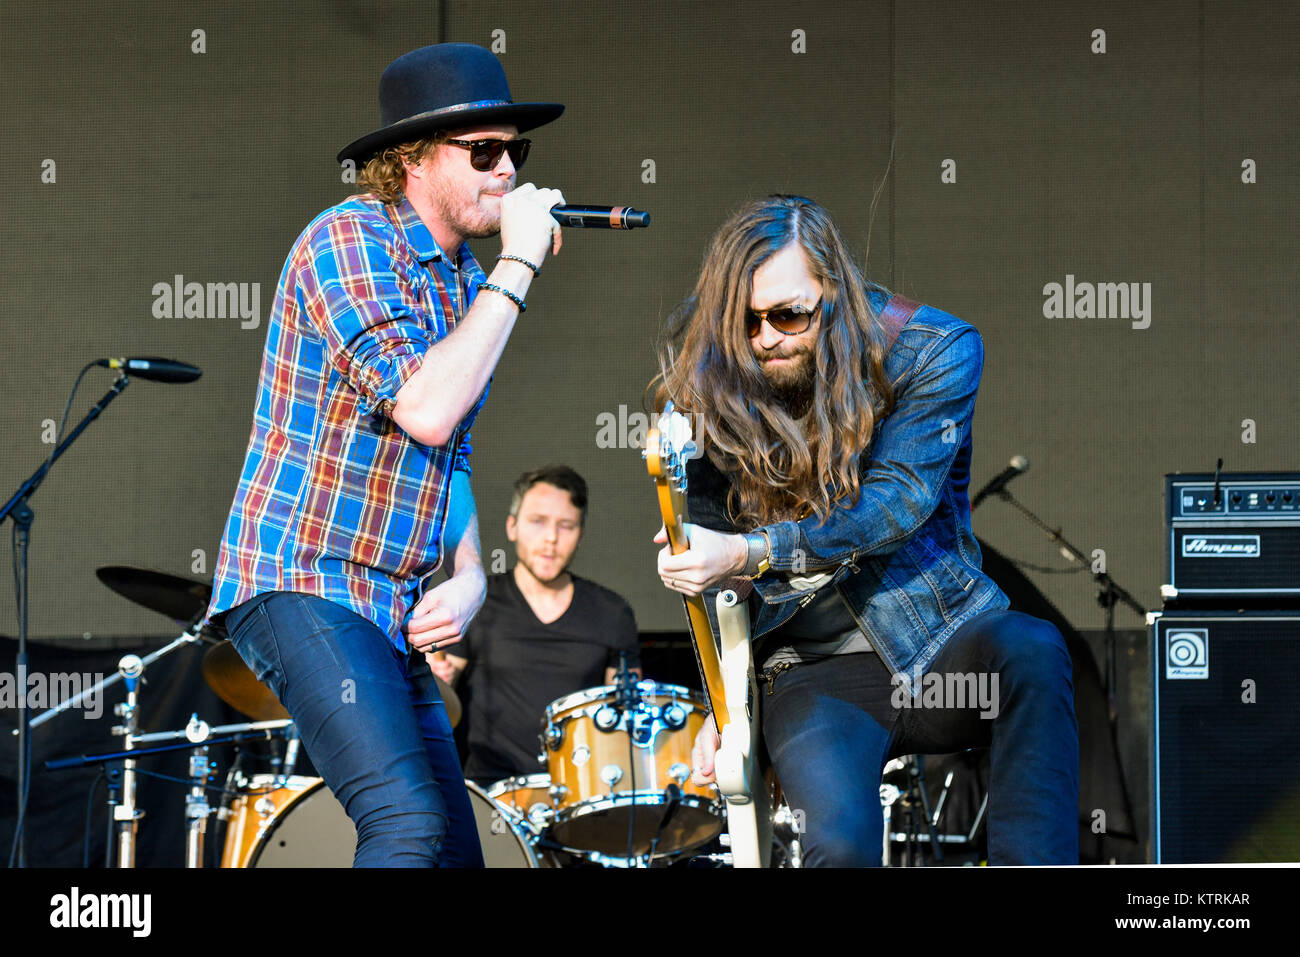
left=225, top=775, right=542, bottom=867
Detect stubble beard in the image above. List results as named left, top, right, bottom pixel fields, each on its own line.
left=518, top=549, right=572, bottom=588
left=429, top=170, right=504, bottom=240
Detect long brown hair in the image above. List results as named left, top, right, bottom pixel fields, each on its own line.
left=651, top=195, right=896, bottom=529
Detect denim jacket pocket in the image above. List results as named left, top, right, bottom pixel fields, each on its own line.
left=896, top=535, right=974, bottom=623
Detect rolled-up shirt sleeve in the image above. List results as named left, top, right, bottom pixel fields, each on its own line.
left=298, top=213, right=432, bottom=419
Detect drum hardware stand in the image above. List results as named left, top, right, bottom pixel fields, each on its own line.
left=890, top=755, right=946, bottom=867
left=45, top=719, right=293, bottom=866
left=24, top=617, right=217, bottom=741
left=23, top=623, right=217, bottom=866
left=886, top=760, right=989, bottom=864
left=879, top=780, right=901, bottom=866
left=769, top=803, right=803, bottom=868
left=213, top=751, right=248, bottom=865
left=280, top=724, right=302, bottom=783
left=184, top=745, right=213, bottom=868
left=610, top=652, right=641, bottom=860
left=113, top=655, right=145, bottom=867
left=1, top=370, right=133, bottom=866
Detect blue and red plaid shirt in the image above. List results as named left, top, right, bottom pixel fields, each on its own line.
left=205, top=193, right=487, bottom=651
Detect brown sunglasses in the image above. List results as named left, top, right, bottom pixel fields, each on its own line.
left=445, top=138, right=531, bottom=172
left=745, top=299, right=822, bottom=338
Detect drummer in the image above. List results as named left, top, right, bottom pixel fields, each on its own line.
left=430, top=465, right=641, bottom=785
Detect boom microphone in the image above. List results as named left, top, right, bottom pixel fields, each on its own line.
left=971, top=455, right=1030, bottom=509
left=95, top=357, right=202, bottom=383
left=550, top=205, right=650, bottom=229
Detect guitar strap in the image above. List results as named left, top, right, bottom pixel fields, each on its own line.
left=878, top=293, right=923, bottom=352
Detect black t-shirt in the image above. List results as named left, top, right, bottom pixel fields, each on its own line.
left=456, top=572, right=640, bottom=785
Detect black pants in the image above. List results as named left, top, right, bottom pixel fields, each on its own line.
left=761, top=609, right=1079, bottom=866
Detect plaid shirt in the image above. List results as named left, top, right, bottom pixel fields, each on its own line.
left=205, top=193, right=488, bottom=651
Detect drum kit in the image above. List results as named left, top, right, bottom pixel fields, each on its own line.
left=41, top=567, right=807, bottom=868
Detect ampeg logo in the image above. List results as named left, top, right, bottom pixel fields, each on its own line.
left=1166, top=629, right=1209, bottom=680
left=1181, top=534, right=1260, bottom=558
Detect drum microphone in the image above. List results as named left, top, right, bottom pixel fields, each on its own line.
left=95, top=357, right=203, bottom=383
left=971, top=455, right=1030, bottom=509
left=549, top=205, right=650, bottom=229
left=648, top=782, right=683, bottom=859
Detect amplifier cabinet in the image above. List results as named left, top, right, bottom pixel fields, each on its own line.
left=1150, top=609, right=1300, bottom=863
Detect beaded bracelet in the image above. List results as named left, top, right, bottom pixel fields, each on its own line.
left=479, top=282, right=526, bottom=313
left=496, top=253, right=541, bottom=276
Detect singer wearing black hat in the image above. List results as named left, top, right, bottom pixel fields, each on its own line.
left=203, top=43, right=568, bottom=866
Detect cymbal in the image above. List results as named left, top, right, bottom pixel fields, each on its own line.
left=201, top=639, right=463, bottom=728
left=203, top=640, right=290, bottom=721
left=97, top=566, right=212, bottom=624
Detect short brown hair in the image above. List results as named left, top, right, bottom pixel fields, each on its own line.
left=356, top=133, right=447, bottom=204
left=509, top=465, right=589, bottom=525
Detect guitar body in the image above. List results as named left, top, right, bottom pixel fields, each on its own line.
left=713, top=583, right=770, bottom=868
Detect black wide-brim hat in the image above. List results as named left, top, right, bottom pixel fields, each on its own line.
left=338, top=43, right=564, bottom=165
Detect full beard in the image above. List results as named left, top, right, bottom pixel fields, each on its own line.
left=759, top=351, right=815, bottom=419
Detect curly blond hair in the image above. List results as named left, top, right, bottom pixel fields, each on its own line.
left=356, top=133, right=447, bottom=204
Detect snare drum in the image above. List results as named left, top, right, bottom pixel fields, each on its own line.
left=220, top=775, right=544, bottom=867
left=541, top=682, right=722, bottom=857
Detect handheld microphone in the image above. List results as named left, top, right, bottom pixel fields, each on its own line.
left=971, top=455, right=1030, bottom=509
left=96, top=357, right=202, bottom=383
left=549, top=205, right=650, bottom=229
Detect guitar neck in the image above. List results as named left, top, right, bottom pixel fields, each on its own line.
left=660, top=498, right=731, bottom=730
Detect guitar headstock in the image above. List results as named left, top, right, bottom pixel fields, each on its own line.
left=644, top=401, right=696, bottom=544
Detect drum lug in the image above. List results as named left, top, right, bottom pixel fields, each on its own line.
left=593, top=705, right=620, bottom=731
left=669, top=763, right=691, bottom=785
left=545, top=722, right=564, bottom=751
left=662, top=702, right=687, bottom=730
left=599, top=764, right=624, bottom=788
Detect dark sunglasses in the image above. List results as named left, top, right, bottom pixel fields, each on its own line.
left=745, top=299, right=822, bottom=338
left=445, top=137, right=531, bottom=172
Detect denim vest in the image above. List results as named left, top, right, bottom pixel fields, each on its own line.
left=686, top=292, right=1010, bottom=680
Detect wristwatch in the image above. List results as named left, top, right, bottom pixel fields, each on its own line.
left=742, top=530, right=772, bottom=577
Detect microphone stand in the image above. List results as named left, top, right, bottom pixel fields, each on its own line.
left=611, top=651, right=640, bottom=860
left=1, top=371, right=132, bottom=867
left=978, top=487, right=1142, bottom=855
left=982, top=489, right=1146, bottom=718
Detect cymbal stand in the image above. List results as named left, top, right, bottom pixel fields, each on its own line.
left=112, top=655, right=144, bottom=867
left=184, top=745, right=213, bottom=868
